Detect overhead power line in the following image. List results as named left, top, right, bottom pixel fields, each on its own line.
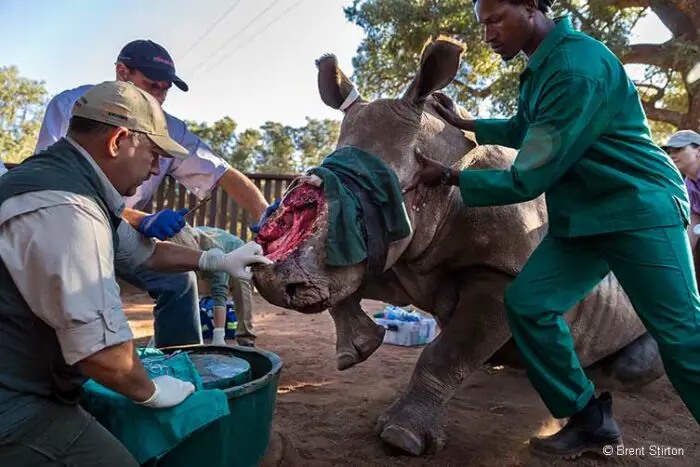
left=177, top=0, right=242, bottom=64
left=185, top=0, right=284, bottom=77
left=198, top=0, right=309, bottom=77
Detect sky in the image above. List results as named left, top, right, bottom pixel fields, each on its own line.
left=0, top=0, right=673, bottom=133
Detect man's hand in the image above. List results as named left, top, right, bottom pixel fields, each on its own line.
left=402, top=148, right=459, bottom=209
left=250, top=199, right=281, bottom=234
left=199, top=241, right=274, bottom=280
left=77, top=341, right=193, bottom=409
left=432, top=91, right=476, bottom=132
left=402, top=147, right=453, bottom=193
left=138, top=208, right=189, bottom=240
left=136, top=375, right=195, bottom=409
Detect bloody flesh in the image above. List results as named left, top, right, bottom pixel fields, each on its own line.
left=256, top=183, right=325, bottom=262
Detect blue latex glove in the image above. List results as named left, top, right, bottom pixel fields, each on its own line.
left=250, top=199, right=281, bottom=234
left=138, top=208, right=189, bottom=240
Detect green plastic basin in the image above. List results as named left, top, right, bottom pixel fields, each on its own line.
left=150, top=344, right=283, bottom=467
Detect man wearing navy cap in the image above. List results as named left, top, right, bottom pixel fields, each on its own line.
left=34, top=40, right=270, bottom=349
left=115, top=40, right=190, bottom=95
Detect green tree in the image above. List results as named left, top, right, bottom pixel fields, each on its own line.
left=231, top=128, right=262, bottom=172
left=255, top=121, right=297, bottom=174
left=294, top=117, right=341, bottom=171
left=186, top=116, right=257, bottom=171
left=345, top=0, right=700, bottom=141
left=0, top=66, right=48, bottom=163
left=185, top=117, right=341, bottom=175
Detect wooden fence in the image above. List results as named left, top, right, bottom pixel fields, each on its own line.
left=4, top=162, right=298, bottom=242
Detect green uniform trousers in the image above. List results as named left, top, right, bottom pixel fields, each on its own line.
left=503, top=224, right=700, bottom=421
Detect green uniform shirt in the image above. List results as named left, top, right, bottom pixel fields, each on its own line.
left=460, top=15, right=689, bottom=237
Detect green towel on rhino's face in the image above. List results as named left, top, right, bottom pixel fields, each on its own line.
left=306, top=146, right=411, bottom=269
left=80, top=348, right=230, bottom=464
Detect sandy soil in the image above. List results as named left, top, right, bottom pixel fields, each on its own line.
left=123, top=290, right=699, bottom=466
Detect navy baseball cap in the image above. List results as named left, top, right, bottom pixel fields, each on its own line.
left=117, top=40, right=188, bottom=92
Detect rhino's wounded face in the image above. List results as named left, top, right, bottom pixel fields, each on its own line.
left=252, top=37, right=469, bottom=313
left=252, top=98, right=423, bottom=313
left=256, top=183, right=325, bottom=264
left=252, top=177, right=366, bottom=313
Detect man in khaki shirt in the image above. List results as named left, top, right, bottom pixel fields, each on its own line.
left=0, top=81, right=272, bottom=466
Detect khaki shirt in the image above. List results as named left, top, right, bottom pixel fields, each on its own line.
left=0, top=138, right=156, bottom=365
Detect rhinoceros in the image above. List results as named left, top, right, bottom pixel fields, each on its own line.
left=251, top=38, right=665, bottom=456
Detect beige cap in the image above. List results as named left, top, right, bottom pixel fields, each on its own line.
left=71, top=80, right=188, bottom=159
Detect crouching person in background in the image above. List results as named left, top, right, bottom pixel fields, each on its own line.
left=172, top=224, right=258, bottom=347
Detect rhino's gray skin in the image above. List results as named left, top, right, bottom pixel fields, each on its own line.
left=252, top=38, right=665, bottom=456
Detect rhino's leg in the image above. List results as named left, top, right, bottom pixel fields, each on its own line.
left=329, top=293, right=386, bottom=371
left=586, top=332, right=665, bottom=391
left=376, top=271, right=512, bottom=456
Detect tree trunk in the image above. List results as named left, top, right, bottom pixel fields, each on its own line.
left=618, top=1, right=700, bottom=130
left=684, top=79, right=700, bottom=130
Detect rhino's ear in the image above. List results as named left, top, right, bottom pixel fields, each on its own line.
left=402, top=37, right=465, bottom=106
left=316, top=54, right=364, bottom=112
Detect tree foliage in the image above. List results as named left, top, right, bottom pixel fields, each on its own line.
left=293, top=117, right=342, bottom=171
left=0, top=67, right=340, bottom=173
left=0, top=66, right=48, bottom=163
left=345, top=0, right=700, bottom=140
left=185, top=117, right=340, bottom=174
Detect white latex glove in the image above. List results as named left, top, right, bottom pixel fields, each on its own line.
left=199, top=241, right=273, bottom=280
left=211, top=328, right=227, bottom=346
left=136, top=375, right=195, bottom=409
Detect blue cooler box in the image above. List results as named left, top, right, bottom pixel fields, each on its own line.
left=373, top=306, right=439, bottom=347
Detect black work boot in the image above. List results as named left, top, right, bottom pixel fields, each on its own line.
left=529, top=392, right=623, bottom=460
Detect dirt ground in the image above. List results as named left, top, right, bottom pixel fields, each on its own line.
left=123, top=290, right=698, bottom=467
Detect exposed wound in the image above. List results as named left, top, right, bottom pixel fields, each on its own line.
left=256, top=184, right=325, bottom=262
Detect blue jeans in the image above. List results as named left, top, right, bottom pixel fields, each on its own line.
left=117, top=263, right=203, bottom=348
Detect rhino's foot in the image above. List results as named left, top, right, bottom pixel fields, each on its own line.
left=374, top=395, right=445, bottom=456
left=337, top=322, right=385, bottom=371
left=587, top=332, right=665, bottom=391
left=611, top=332, right=665, bottom=388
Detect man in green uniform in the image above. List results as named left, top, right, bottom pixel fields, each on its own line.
left=405, top=0, right=700, bottom=459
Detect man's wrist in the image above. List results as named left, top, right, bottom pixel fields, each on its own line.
left=441, top=167, right=461, bottom=187
left=122, top=207, right=149, bottom=230
left=136, top=380, right=159, bottom=406
left=453, top=117, right=476, bottom=132
left=198, top=248, right=225, bottom=271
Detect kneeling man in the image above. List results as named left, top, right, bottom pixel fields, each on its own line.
left=0, top=81, right=271, bottom=466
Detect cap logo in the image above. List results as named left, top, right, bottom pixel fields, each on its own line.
left=101, top=103, right=130, bottom=123
left=153, top=56, right=174, bottom=67
left=106, top=111, right=129, bottom=122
